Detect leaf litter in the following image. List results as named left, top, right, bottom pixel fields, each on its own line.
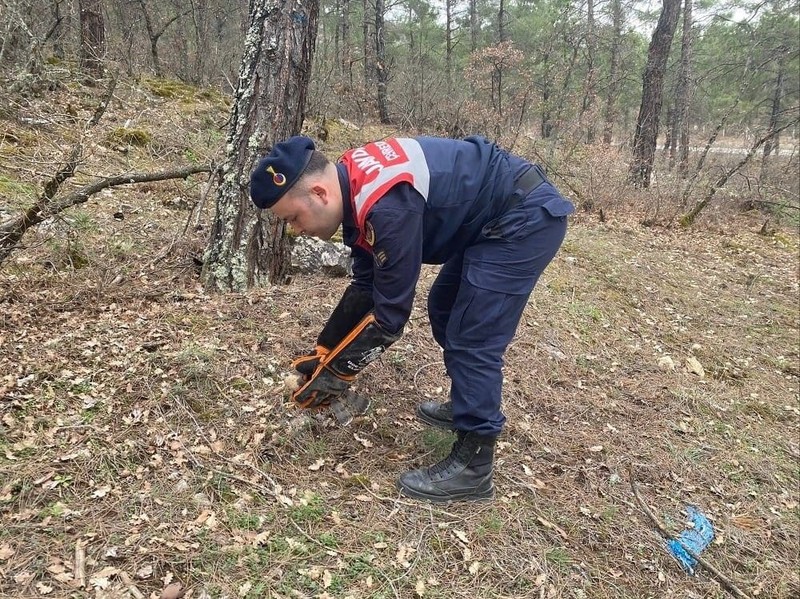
left=0, top=79, right=798, bottom=598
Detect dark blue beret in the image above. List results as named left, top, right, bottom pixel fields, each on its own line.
left=250, top=136, right=315, bottom=209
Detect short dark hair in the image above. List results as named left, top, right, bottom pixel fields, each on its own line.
left=302, top=150, right=330, bottom=177
left=288, top=151, right=332, bottom=200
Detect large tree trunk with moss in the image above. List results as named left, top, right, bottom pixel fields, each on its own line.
left=628, top=0, right=681, bottom=188
left=202, top=0, right=319, bottom=292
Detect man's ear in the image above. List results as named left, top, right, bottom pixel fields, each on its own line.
left=311, top=182, right=329, bottom=205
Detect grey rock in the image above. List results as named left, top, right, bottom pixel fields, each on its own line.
left=290, top=236, right=352, bottom=277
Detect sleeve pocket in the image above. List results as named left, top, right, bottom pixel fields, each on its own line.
left=542, top=197, right=575, bottom=218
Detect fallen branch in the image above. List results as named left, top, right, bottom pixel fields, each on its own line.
left=0, top=164, right=211, bottom=267
left=629, top=470, right=754, bottom=599
left=680, top=112, right=799, bottom=226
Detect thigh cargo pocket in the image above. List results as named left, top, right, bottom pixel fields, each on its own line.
left=542, top=197, right=575, bottom=218
left=465, top=260, right=537, bottom=297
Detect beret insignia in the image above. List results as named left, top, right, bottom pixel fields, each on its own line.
left=266, top=166, right=287, bottom=186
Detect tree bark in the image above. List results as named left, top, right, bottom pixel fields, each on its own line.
left=362, top=0, right=373, bottom=85
left=676, top=0, right=694, bottom=177
left=79, top=0, right=105, bottom=76
left=469, top=0, right=478, bottom=53
left=602, top=0, right=622, bottom=145
left=189, top=0, right=210, bottom=85
left=583, top=0, right=597, bottom=142
left=445, top=0, right=454, bottom=90
left=498, top=0, right=507, bottom=43
left=628, top=0, right=681, bottom=188
left=338, top=0, right=351, bottom=80
left=201, top=0, right=319, bottom=292
left=762, top=50, right=786, bottom=161
left=375, top=0, right=389, bottom=123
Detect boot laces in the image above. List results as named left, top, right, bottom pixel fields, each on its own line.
left=428, top=434, right=471, bottom=478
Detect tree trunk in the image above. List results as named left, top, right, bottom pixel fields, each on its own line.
left=375, top=0, right=389, bottom=123
left=50, top=0, right=66, bottom=59
left=762, top=51, right=785, bottom=161
left=445, top=0, right=454, bottom=90
left=190, top=0, right=210, bottom=85
left=469, top=0, right=478, bottom=52
left=362, top=0, right=372, bottom=85
left=498, top=0, right=507, bottom=43
left=541, top=51, right=553, bottom=138
left=339, top=0, right=351, bottom=80
left=583, top=0, right=597, bottom=142
left=137, top=0, right=182, bottom=79
left=676, top=0, right=694, bottom=177
left=79, top=0, right=105, bottom=76
left=137, top=0, right=162, bottom=77
left=602, top=0, right=622, bottom=145
left=667, top=101, right=677, bottom=165
left=628, top=0, right=681, bottom=188
left=202, top=0, right=319, bottom=292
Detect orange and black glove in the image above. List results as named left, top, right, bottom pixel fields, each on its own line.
left=292, top=314, right=400, bottom=409
left=292, top=345, right=329, bottom=378
left=290, top=286, right=374, bottom=409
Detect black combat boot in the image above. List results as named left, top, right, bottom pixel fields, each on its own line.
left=416, top=400, right=455, bottom=430
left=397, top=431, right=496, bottom=502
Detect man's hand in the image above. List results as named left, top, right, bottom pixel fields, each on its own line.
left=291, top=346, right=328, bottom=377
left=292, top=345, right=342, bottom=408
left=292, top=365, right=352, bottom=409
left=288, top=312, right=399, bottom=410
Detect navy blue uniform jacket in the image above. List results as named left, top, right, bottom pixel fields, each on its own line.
left=337, top=135, right=571, bottom=335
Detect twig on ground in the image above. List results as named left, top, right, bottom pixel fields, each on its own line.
left=412, top=360, right=444, bottom=393
left=629, top=469, right=755, bottom=599
left=118, top=570, right=146, bottom=599
left=74, top=539, right=86, bottom=588
left=211, top=469, right=279, bottom=501
left=288, top=517, right=339, bottom=554
left=185, top=164, right=219, bottom=233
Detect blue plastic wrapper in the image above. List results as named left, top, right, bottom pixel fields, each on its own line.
left=666, top=506, right=715, bottom=574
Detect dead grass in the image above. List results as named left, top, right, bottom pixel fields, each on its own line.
left=0, top=73, right=798, bottom=598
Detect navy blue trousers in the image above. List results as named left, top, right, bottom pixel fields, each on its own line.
left=427, top=182, right=572, bottom=436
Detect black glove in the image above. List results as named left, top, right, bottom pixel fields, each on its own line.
left=291, top=314, right=400, bottom=409
left=292, top=364, right=352, bottom=409
left=291, top=345, right=328, bottom=378
left=289, top=286, right=374, bottom=409
left=290, top=346, right=340, bottom=408
left=317, top=285, right=374, bottom=349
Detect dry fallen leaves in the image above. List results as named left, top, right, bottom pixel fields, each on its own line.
left=0, top=543, right=13, bottom=560
left=686, top=356, right=705, bottom=377
left=160, top=582, right=185, bottom=599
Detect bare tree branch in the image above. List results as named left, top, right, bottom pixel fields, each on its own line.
left=0, top=165, right=211, bottom=266
left=680, top=111, right=800, bottom=226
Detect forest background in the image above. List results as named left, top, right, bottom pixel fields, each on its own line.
left=0, top=0, right=798, bottom=598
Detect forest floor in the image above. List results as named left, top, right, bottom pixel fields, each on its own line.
left=0, top=75, right=798, bottom=599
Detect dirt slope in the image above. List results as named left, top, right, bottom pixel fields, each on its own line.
left=0, top=76, right=798, bottom=598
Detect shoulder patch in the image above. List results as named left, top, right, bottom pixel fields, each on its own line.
left=364, top=221, right=376, bottom=246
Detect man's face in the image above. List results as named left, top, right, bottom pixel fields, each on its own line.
left=271, top=180, right=341, bottom=241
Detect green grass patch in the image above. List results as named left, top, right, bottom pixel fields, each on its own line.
left=420, top=429, right=454, bottom=459
left=0, top=174, right=37, bottom=204
left=226, top=508, right=262, bottom=531
left=142, top=77, right=198, bottom=100
left=289, top=492, right=326, bottom=523
left=107, top=127, right=152, bottom=147
left=544, top=546, right=572, bottom=571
